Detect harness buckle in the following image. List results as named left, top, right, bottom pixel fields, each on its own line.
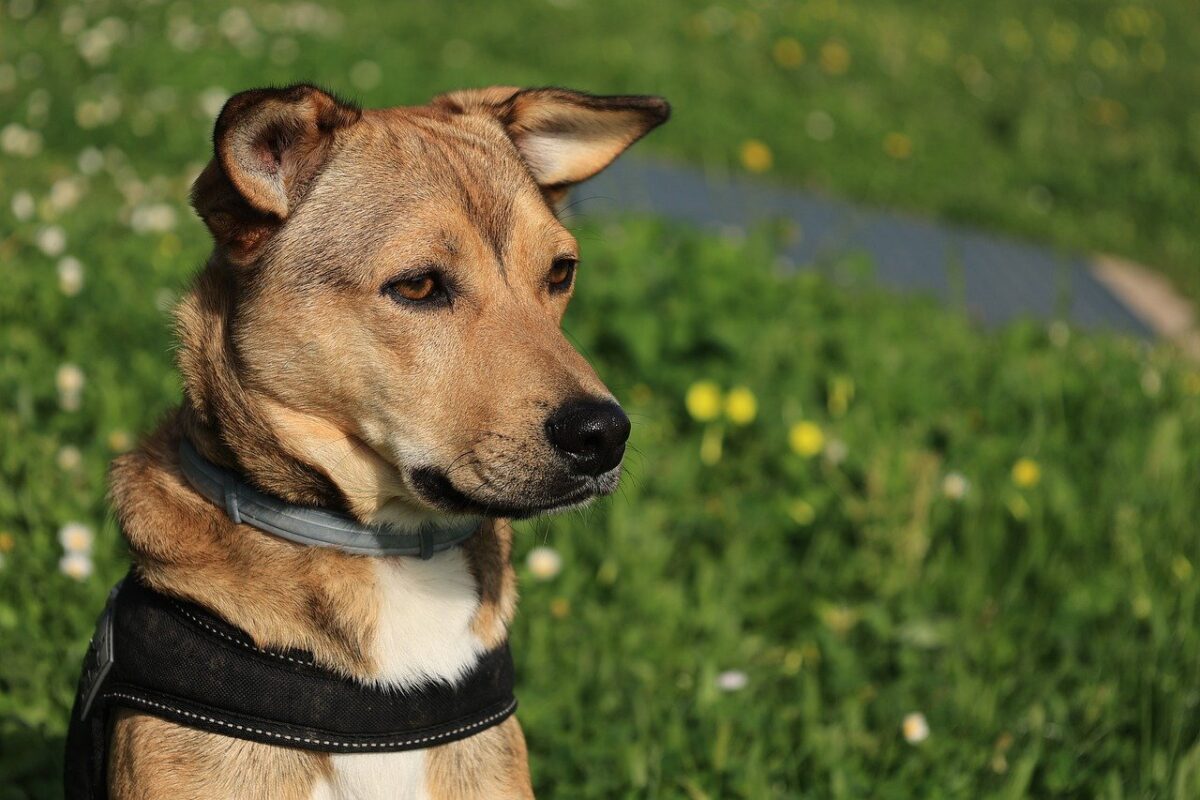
left=223, top=474, right=242, bottom=525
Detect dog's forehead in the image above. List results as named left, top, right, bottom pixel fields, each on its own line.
left=270, top=107, right=567, bottom=287
left=342, top=109, right=542, bottom=218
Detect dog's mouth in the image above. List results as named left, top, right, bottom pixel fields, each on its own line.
left=409, top=466, right=620, bottom=520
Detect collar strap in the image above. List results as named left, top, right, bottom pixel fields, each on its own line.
left=178, top=438, right=479, bottom=559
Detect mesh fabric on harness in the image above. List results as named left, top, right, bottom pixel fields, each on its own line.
left=64, top=574, right=517, bottom=799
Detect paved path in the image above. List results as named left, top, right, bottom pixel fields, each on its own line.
left=577, top=158, right=1152, bottom=336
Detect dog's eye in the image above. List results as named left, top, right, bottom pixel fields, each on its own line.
left=548, top=257, right=577, bottom=294
left=383, top=273, right=448, bottom=306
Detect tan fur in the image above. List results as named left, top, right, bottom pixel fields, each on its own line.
left=109, top=709, right=330, bottom=800
left=426, top=717, right=535, bottom=799
left=101, top=84, right=667, bottom=798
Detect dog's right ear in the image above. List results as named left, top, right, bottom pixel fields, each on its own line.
left=190, top=84, right=361, bottom=265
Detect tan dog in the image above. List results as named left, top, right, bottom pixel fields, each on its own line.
left=98, top=83, right=668, bottom=798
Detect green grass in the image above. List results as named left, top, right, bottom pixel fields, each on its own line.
left=5, top=0, right=1199, bottom=298
left=5, top=1, right=1200, bottom=797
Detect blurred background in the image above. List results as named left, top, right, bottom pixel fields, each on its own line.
left=3, top=1, right=1200, bottom=797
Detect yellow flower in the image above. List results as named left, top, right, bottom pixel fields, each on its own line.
left=1172, top=555, right=1193, bottom=582
left=789, top=421, right=825, bottom=458
left=1047, top=22, right=1078, bottom=62
left=685, top=381, right=723, bottom=422
left=917, top=32, right=949, bottom=63
left=0, top=532, right=13, bottom=552
left=1000, top=19, right=1031, bottom=56
left=788, top=499, right=815, bottom=526
left=772, top=37, right=805, bottom=68
left=739, top=139, right=773, bottom=173
left=819, top=40, right=851, bottom=75
left=107, top=429, right=132, bottom=452
left=818, top=603, right=859, bottom=635
left=549, top=597, right=571, bottom=619
left=724, top=386, right=758, bottom=425
left=1110, top=6, right=1151, bottom=37
left=827, top=375, right=855, bottom=417
left=1011, top=458, right=1041, bottom=488
left=700, top=425, right=724, bottom=465
left=1007, top=494, right=1030, bottom=520
left=1089, top=37, right=1120, bottom=70
left=883, top=132, right=913, bottom=160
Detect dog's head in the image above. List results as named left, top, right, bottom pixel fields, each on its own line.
left=181, top=84, right=668, bottom=527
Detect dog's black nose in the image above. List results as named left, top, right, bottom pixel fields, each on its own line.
left=545, top=400, right=630, bottom=476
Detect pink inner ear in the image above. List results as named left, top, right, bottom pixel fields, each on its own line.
left=254, top=137, right=281, bottom=176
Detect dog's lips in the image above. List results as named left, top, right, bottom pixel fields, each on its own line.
left=409, top=465, right=618, bottom=519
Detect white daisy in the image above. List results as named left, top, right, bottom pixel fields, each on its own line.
left=56, top=445, right=83, bottom=472
left=58, top=521, right=94, bottom=553
left=56, top=363, right=85, bottom=394
left=59, top=551, right=94, bottom=581
left=36, top=225, right=67, bottom=256
left=715, top=670, right=748, bottom=692
left=526, top=546, right=562, bottom=580
left=942, top=471, right=970, bottom=501
left=58, top=256, right=85, bottom=295
left=902, top=712, right=930, bottom=744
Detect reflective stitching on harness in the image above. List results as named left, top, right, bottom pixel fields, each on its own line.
left=169, top=601, right=311, bottom=666
left=102, top=691, right=517, bottom=748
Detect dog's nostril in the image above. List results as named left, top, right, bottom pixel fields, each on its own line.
left=545, top=400, right=631, bottom=476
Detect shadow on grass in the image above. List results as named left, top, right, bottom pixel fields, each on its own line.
left=0, top=724, right=64, bottom=800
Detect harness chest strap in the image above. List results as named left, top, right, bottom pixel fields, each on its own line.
left=64, top=576, right=517, bottom=799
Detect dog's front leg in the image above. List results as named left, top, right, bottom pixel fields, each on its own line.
left=424, top=716, right=535, bottom=799
left=108, top=709, right=330, bottom=800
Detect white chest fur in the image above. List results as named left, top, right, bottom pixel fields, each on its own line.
left=310, top=751, right=429, bottom=800
left=367, top=547, right=486, bottom=690
left=311, top=548, right=484, bottom=799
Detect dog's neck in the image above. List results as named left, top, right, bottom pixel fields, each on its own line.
left=110, top=412, right=516, bottom=687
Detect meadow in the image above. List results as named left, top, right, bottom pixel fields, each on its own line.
left=3, top=0, right=1200, bottom=797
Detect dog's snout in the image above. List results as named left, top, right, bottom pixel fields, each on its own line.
left=545, top=400, right=630, bottom=476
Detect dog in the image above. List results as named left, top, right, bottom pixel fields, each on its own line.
left=67, top=83, right=668, bottom=799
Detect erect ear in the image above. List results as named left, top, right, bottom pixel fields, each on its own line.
left=432, top=86, right=670, bottom=201
left=190, top=84, right=361, bottom=264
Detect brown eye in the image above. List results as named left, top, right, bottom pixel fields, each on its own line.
left=383, top=272, right=449, bottom=307
left=548, top=257, right=577, bottom=294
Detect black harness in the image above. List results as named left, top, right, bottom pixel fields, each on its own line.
left=64, top=574, right=517, bottom=798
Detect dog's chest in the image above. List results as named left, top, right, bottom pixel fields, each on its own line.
left=311, top=548, right=483, bottom=799
left=367, top=547, right=486, bottom=689
left=310, top=751, right=430, bottom=800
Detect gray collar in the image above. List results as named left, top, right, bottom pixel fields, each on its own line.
left=177, top=438, right=480, bottom=558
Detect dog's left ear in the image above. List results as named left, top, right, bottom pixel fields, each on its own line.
left=433, top=86, right=670, bottom=204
